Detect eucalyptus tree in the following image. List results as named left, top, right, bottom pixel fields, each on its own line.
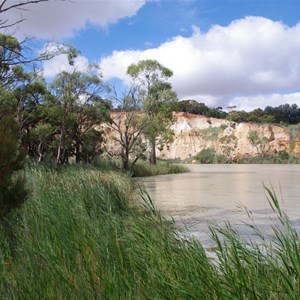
left=48, top=67, right=110, bottom=166
left=0, top=33, right=24, bottom=89
left=127, top=59, right=178, bottom=164
left=107, top=88, right=147, bottom=172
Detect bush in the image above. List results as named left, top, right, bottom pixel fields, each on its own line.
left=278, top=150, right=290, bottom=160
left=194, top=148, right=226, bottom=164
left=0, top=116, right=28, bottom=219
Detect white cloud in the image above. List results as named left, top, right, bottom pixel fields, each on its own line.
left=43, top=52, right=90, bottom=78
left=228, top=93, right=300, bottom=111
left=99, top=16, right=300, bottom=110
left=1, top=0, right=146, bottom=39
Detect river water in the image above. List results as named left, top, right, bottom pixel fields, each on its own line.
left=137, top=164, right=300, bottom=248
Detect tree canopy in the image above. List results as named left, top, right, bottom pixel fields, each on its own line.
left=127, top=59, right=178, bottom=164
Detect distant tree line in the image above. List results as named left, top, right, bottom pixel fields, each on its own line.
left=175, top=99, right=300, bottom=125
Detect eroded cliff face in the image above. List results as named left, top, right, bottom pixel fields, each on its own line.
left=157, top=112, right=292, bottom=161
left=105, top=112, right=297, bottom=161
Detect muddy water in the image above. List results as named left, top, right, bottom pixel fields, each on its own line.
left=137, top=164, right=300, bottom=248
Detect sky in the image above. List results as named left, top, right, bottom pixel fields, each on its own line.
left=2, top=0, right=300, bottom=111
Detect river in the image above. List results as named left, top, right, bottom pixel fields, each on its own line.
left=137, top=164, right=300, bottom=248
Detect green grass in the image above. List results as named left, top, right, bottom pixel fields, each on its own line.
left=1, top=166, right=300, bottom=298
left=132, top=159, right=189, bottom=177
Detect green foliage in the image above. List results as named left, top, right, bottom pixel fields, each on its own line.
left=264, top=103, right=300, bottom=124
left=229, top=103, right=300, bottom=125
left=176, top=100, right=228, bottom=119
left=0, top=116, right=27, bottom=219
left=42, top=69, right=110, bottom=165
left=127, top=59, right=173, bottom=80
left=194, top=148, right=226, bottom=164
left=0, top=34, right=21, bottom=88
left=226, top=110, right=249, bottom=123
left=278, top=149, right=290, bottom=160
left=194, top=148, right=215, bottom=163
left=127, top=59, right=178, bottom=164
left=176, top=99, right=209, bottom=115
left=206, top=106, right=228, bottom=119
left=176, top=100, right=300, bottom=125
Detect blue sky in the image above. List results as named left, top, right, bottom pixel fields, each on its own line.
left=3, top=0, right=300, bottom=110
left=67, top=0, right=300, bottom=60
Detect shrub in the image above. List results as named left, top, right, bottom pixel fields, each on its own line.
left=278, top=150, right=290, bottom=160
left=0, top=116, right=28, bottom=219
left=194, top=148, right=226, bottom=164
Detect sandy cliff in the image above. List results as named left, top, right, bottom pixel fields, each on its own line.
left=157, top=112, right=292, bottom=160
left=106, top=112, right=296, bottom=161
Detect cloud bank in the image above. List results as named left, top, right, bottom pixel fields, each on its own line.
left=99, top=17, right=300, bottom=110
left=2, top=0, right=146, bottom=39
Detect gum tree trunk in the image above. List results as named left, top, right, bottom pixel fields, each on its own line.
left=148, top=139, right=156, bottom=164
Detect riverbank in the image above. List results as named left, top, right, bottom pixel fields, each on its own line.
left=182, top=148, right=300, bottom=164
left=1, top=165, right=300, bottom=298
left=92, top=157, right=189, bottom=176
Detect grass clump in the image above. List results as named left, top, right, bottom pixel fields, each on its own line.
left=209, top=186, right=300, bottom=299
left=132, top=159, right=189, bottom=177
left=1, top=165, right=300, bottom=298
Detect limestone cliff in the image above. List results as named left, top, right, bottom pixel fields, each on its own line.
left=106, top=112, right=296, bottom=161
left=157, top=112, right=291, bottom=160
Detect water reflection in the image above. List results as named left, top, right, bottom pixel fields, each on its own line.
left=137, top=164, right=300, bottom=248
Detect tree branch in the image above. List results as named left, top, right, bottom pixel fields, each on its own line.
left=0, top=1, right=49, bottom=14
left=0, top=0, right=69, bottom=29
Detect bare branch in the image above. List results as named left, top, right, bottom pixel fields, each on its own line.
left=0, top=0, right=69, bottom=29
left=0, top=1, right=49, bottom=14
left=0, top=18, right=23, bottom=29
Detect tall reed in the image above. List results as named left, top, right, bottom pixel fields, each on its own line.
left=0, top=166, right=300, bottom=298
